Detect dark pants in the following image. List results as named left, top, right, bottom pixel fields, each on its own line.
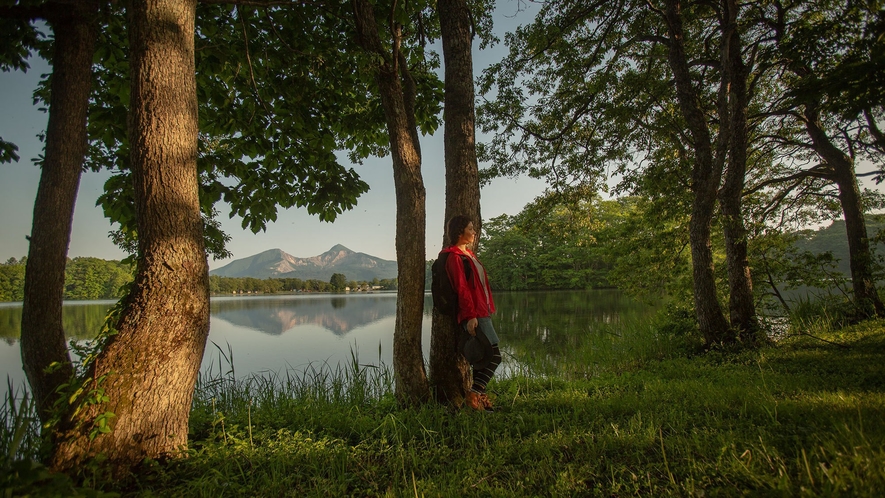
left=461, top=316, right=501, bottom=393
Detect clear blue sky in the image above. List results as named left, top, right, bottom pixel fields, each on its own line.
left=0, top=3, right=547, bottom=269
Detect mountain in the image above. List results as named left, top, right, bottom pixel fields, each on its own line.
left=210, top=245, right=397, bottom=281
left=794, top=215, right=885, bottom=275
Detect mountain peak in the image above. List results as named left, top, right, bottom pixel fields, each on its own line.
left=210, top=245, right=396, bottom=281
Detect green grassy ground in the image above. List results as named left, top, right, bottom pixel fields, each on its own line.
left=5, top=318, right=885, bottom=496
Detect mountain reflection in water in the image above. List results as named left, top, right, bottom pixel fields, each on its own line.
left=2, top=290, right=653, bottom=400
left=210, top=294, right=397, bottom=336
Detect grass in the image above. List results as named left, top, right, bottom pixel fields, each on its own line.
left=4, top=315, right=885, bottom=496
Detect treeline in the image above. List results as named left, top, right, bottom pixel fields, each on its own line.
left=425, top=196, right=642, bottom=292
left=0, top=257, right=133, bottom=302
left=467, top=192, right=885, bottom=317
left=477, top=196, right=620, bottom=291
left=209, top=275, right=397, bottom=294
left=0, top=257, right=399, bottom=302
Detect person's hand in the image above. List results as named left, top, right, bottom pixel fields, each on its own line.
left=467, top=318, right=478, bottom=336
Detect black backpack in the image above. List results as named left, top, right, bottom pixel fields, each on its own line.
left=431, top=251, right=471, bottom=317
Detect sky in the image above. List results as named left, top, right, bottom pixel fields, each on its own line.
left=0, top=2, right=547, bottom=270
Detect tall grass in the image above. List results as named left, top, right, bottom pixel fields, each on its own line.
left=1, top=380, right=40, bottom=463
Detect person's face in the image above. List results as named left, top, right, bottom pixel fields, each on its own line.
left=459, top=222, right=476, bottom=245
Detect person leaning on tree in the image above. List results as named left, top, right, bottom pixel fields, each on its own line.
left=442, top=214, right=501, bottom=411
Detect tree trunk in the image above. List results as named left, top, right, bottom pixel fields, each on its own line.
left=662, top=0, right=731, bottom=346
left=803, top=106, right=885, bottom=318
left=835, top=171, right=881, bottom=316
left=429, top=0, right=480, bottom=405
left=718, top=0, right=760, bottom=343
left=352, top=0, right=429, bottom=406
left=20, top=1, right=99, bottom=423
left=50, top=0, right=209, bottom=473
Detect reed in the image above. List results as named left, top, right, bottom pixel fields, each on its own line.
left=1, top=379, right=40, bottom=463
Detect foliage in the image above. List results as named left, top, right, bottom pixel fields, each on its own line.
left=63, top=258, right=133, bottom=301
left=477, top=191, right=629, bottom=291
left=0, top=257, right=132, bottom=303
left=0, top=12, right=44, bottom=164
left=461, top=188, right=885, bottom=308
left=476, top=0, right=687, bottom=198
left=0, top=257, right=26, bottom=302
left=82, top=1, right=447, bottom=259
left=740, top=0, right=885, bottom=230
left=475, top=0, right=885, bottom=330
left=329, top=273, right=347, bottom=291
left=747, top=214, right=885, bottom=318
left=603, top=196, right=695, bottom=302
left=2, top=385, right=114, bottom=496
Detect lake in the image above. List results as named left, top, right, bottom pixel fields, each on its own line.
left=0, top=290, right=654, bottom=399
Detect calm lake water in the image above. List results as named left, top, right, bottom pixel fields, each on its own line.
left=0, top=290, right=653, bottom=399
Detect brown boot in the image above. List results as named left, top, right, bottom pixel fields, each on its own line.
left=465, top=390, right=484, bottom=411
left=478, top=392, right=494, bottom=412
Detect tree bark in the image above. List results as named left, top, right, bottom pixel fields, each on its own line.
left=19, top=1, right=99, bottom=423
left=50, top=0, right=209, bottom=473
left=718, top=0, right=760, bottom=344
left=429, top=0, right=480, bottom=405
left=803, top=105, right=885, bottom=318
left=662, top=0, right=732, bottom=346
left=352, top=0, right=430, bottom=406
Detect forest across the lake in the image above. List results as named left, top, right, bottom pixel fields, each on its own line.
left=2, top=213, right=881, bottom=302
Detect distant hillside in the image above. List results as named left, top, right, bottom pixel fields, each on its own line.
left=210, top=245, right=397, bottom=281
left=795, top=215, right=885, bottom=274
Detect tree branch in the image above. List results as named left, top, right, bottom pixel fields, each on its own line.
left=744, top=164, right=833, bottom=196
left=236, top=6, right=271, bottom=117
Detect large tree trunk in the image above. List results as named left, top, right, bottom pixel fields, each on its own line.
left=662, top=0, right=732, bottom=346
left=20, top=1, right=99, bottom=422
left=429, top=0, right=480, bottom=406
left=718, top=0, right=760, bottom=343
left=50, top=0, right=209, bottom=473
left=352, top=0, right=429, bottom=406
left=803, top=106, right=885, bottom=318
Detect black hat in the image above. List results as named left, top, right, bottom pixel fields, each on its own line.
left=462, top=335, right=485, bottom=364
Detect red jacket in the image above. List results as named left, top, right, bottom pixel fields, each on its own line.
left=442, top=245, right=496, bottom=323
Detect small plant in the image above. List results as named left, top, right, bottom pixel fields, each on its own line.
left=2, top=382, right=39, bottom=464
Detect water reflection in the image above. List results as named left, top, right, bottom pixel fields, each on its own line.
left=0, top=294, right=411, bottom=395
left=0, top=290, right=653, bottom=396
left=211, top=294, right=397, bottom=336
left=0, top=301, right=116, bottom=345
left=0, top=294, right=400, bottom=342
left=492, top=290, right=658, bottom=375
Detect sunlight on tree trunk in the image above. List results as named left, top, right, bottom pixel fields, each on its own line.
left=50, top=0, right=209, bottom=473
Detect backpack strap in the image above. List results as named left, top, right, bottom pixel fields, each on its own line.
left=460, top=254, right=472, bottom=282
